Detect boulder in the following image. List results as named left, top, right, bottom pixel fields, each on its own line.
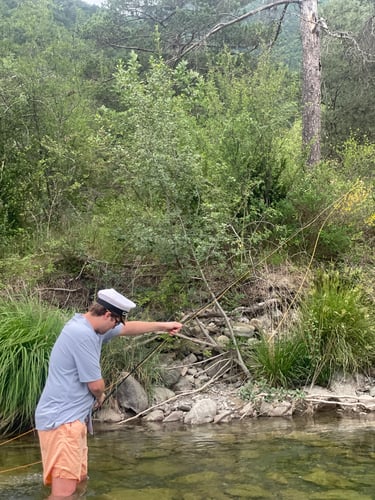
left=115, top=373, right=149, bottom=414
left=184, top=398, right=217, bottom=425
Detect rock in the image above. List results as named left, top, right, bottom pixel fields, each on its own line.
left=224, top=322, right=255, bottom=338
left=144, top=410, right=165, bottom=422
left=116, top=373, right=149, bottom=414
left=330, top=374, right=358, bottom=397
left=214, top=411, right=233, bottom=423
left=240, top=401, right=256, bottom=418
left=177, top=403, right=191, bottom=412
left=216, top=335, right=230, bottom=348
left=195, top=374, right=210, bottom=387
left=259, top=400, right=293, bottom=417
left=152, top=386, right=175, bottom=404
left=173, top=377, right=194, bottom=393
left=184, top=398, right=217, bottom=424
left=160, top=368, right=181, bottom=388
left=95, top=407, right=123, bottom=423
left=163, top=411, right=184, bottom=422
left=182, top=353, right=198, bottom=365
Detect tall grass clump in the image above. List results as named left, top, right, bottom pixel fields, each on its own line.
left=0, top=297, right=67, bottom=436
left=301, top=269, right=375, bottom=386
left=247, top=334, right=311, bottom=388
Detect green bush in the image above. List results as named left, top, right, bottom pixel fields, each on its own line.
left=0, top=297, right=67, bottom=436
left=239, top=377, right=305, bottom=404
left=275, top=162, right=374, bottom=260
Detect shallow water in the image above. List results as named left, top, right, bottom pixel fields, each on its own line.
left=0, top=414, right=374, bottom=499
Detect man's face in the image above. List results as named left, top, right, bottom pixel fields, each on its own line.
left=97, top=311, right=122, bottom=334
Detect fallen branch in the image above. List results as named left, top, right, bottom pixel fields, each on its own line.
left=305, top=398, right=375, bottom=410
left=163, top=352, right=228, bottom=370
left=305, top=394, right=375, bottom=401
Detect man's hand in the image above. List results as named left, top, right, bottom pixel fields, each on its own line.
left=162, top=322, right=183, bottom=335
left=93, top=392, right=106, bottom=410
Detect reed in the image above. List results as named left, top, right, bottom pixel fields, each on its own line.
left=0, top=297, right=67, bottom=436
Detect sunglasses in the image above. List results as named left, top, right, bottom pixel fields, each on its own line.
left=109, top=312, right=127, bottom=325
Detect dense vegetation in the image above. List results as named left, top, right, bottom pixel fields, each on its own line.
left=0, top=0, right=374, bottom=435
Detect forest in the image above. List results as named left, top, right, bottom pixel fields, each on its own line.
left=0, top=0, right=374, bottom=434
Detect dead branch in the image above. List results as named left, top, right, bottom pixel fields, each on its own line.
left=194, top=318, right=219, bottom=346
left=173, top=331, right=218, bottom=348
left=168, top=0, right=300, bottom=64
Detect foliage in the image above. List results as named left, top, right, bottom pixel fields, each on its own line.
left=0, top=297, right=67, bottom=436
left=85, top=51, right=299, bottom=278
left=298, top=268, right=375, bottom=385
left=85, top=0, right=280, bottom=69
left=321, top=0, right=375, bottom=152
left=0, top=0, right=99, bottom=254
left=274, top=160, right=375, bottom=260
left=239, top=377, right=305, bottom=403
left=241, top=266, right=375, bottom=389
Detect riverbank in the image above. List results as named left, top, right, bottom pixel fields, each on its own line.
left=95, top=360, right=375, bottom=426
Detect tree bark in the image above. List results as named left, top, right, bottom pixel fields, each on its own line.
left=300, top=0, right=321, bottom=165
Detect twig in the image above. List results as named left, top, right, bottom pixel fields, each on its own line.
left=163, top=352, right=227, bottom=370
left=173, top=332, right=218, bottom=348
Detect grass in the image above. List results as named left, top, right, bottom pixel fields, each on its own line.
left=244, top=268, right=375, bottom=389
left=0, top=297, right=67, bottom=436
left=247, top=334, right=310, bottom=388
left=301, top=269, right=375, bottom=385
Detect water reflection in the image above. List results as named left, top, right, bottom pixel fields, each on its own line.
left=0, top=414, right=374, bottom=499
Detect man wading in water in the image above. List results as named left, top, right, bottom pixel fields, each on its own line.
left=35, top=288, right=182, bottom=499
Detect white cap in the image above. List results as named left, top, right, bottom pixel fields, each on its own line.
left=97, top=288, right=136, bottom=318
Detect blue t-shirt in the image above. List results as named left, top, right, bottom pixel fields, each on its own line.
left=35, top=313, right=121, bottom=430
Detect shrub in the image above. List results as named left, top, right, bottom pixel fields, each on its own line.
left=239, top=377, right=305, bottom=404
left=275, top=163, right=374, bottom=260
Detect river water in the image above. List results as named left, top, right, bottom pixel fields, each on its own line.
left=0, top=414, right=374, bottom=499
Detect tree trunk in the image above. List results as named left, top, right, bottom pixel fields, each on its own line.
left=300, top=0, right=321, bottom=165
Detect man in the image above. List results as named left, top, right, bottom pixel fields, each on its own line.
left=35, top=288, right=182, bottom=499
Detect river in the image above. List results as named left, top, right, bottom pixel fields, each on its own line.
left=0, top=414, right=374, bottom=499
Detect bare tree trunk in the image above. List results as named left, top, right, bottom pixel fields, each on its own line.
left=300, top=0, right=321, bottom=165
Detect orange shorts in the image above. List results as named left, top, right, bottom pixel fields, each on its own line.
left=38, top=420, right=88, bottom=486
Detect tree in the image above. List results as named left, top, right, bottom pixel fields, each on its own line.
left=87, top=0, right=322, bottom=165
left=0, top=0, right=98, bottom=249
left=320, top=0, right=375, bottom=153
left=300, top=0, right=320, bottom=164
